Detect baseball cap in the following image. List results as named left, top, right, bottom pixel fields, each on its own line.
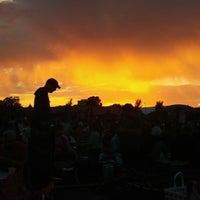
left=46, top=78, right=61, bottom=89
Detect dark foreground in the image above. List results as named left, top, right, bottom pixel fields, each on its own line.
left=1, top=158, right=200, bottom=200
left=53, top=159, right=199, bottom=200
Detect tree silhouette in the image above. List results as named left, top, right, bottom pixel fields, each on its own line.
left=0, top=96, right=21, bottom=107
left=0, top=96, right=22, bottom=120
left=87, top=96, right=102, bottom=106
left=155, top=100, right=164, bottom=111
left=134, top=99, right=142, bottom=110
left=66, top=98, right=73, bottom=107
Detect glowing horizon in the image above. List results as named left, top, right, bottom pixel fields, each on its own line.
left=1, top=0, right=200, bottom=108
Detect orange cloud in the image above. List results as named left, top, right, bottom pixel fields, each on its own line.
left=1, top=0, right=200, bottom=108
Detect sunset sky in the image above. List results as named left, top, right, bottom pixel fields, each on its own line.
left=1, top=0, right=200, bottom=108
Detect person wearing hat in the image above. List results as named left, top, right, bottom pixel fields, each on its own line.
left=24, top=78, right=61, bottom=192
left=34, top=78, right=60, bottom=116
left=30, top=78, right=61, bottom=129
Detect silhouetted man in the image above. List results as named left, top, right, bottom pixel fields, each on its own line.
left=25, top=78, right=60, bottom=190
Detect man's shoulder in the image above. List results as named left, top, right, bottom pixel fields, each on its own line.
left=34, top=87, right=47, bottom=95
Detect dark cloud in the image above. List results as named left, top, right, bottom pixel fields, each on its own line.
left=1, top=0, right=200, bottom=64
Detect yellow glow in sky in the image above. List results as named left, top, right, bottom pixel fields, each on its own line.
left=0, top=0, right=13, bottom=2
left=2, top=48, right=200, bottom=108
left=1, top=1, right=200, bottom=108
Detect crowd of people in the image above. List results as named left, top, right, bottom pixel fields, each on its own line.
left=0, top=78, right=200, bottom=199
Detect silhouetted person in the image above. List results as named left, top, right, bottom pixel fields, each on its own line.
left=25, top=78, right=60, bottom=191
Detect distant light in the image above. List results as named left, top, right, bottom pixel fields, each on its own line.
left=198, top=103, right=200, bottom=106
left=0, top=0, right=14, bottom=2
